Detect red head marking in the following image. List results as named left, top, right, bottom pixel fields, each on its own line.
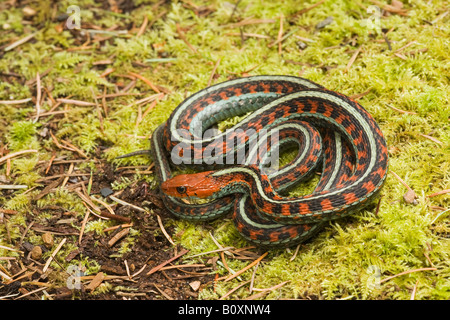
left=161, top=171, right=224, bottom=198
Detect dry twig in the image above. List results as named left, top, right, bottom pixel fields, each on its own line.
left=380, top=267, right=436, bottom=283
left=43, top=238, right=67, bottom=273
left=224, top=252, right=268, bottom=282
left=146, top=249, right=189, bottom=276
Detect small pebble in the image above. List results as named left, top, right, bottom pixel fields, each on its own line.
left=42, top=232, right=54, bottom=248
left=403, top=189, right=418, bottom=205
left=316, top=16, right=334, bottom=29
left=31, top=246, right=42, bottom=260
left=189, top=281, right=201, bottom=291
left=296, top=41, right=308, bottom=50
left=100, top=187, right=113, bottom=198
left=22, top=6, right=36, bottom=17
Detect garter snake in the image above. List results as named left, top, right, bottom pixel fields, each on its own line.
left=143, top=75, right=388, bottom=247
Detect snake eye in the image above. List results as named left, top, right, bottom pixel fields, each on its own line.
left=176, top=186, right=187, bottom=194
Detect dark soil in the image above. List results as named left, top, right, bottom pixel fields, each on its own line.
left=0, top=158, right=215, bottom=300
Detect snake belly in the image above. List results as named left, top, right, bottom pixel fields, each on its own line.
left=150, top=75, right=389, bottom=247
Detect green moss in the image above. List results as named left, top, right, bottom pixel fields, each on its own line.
left=7, top=120, right=39, bottom=151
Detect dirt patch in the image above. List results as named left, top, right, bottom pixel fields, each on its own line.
left=0, top=158, right=215, bottom=300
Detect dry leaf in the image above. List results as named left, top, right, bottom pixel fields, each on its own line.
left=189, top=281, right=201, bottom=291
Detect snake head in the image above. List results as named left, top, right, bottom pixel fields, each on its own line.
left=161, top=171, right=220, bottom=199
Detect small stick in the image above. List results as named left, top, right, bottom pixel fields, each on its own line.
left=56, top=98, right=96, bottom=106
left=131, top=264, right=147, bottom=279
left=393, top=52, right=407, bottom=60
left=128, top=71, right=161, bottom=93
left=220, top=280, right=251, bottom=300
left=385, top=103, right=417, bottom=115
left=74, top=188, right=102, bottom=213
left=146, top=249, right=189, bottom=276
left=268, top=28, right=299, bottom=49
left=109, top=195, right=147, bottom=212
left=91, top=87, right=104, bottom=133
left=251, top=280, right=291, bottom=292
left=100, top=68, right=114, bottom=78
left=289, top=244, right=301, bottom=262
left=224, top=252, right=268, bottom=282
left=350, top=88, right=372, bottom=100
left=344, top=47, right=362, bottom=73
left=389, top=170, right=412, bottom=190
left=431, top=10, right=449, bottom=24
left=45, top=153, right=56, bottom=174
left=0, top=270, right=12, bottom=281
left=394, top=41, right=417, bottom=53
left=0, top=185, right=28, bottom=190
left=423, top=251, right=434, bottom=267
left=244, top=281, right=289, bottom=300
left=83, top=203, right=108, bottom=221
left=85, top=272, right=105, bottom=292
left=156, top=214, right=175, bottom=245
left=137, top=15, right=149, bottom=37
left=209, top=232, right=232, bottom=256
left=207, top=58, right=221, bottom=87
left=225, top=32, right=270, bottom=39
left=101, top=86, right=108, bottom=117
left=108, top=227, right=130, bottom=247
left=380, top=267, right=437, bottom=283
left=375, top=196, right=383, bottom=215
left=6, top=158, right=11, bottom=176
left=224, top=18, right=277, bottom=29
left=0, top=150, right=37, bottom=165
left=176, top=23, right=198, bottom=54
left=90, top=195, right=116, bottom=217
left=43, top=238, right=67, bottom=272
left=18, top=221, right=34, bottom=247
left=291, top=0, right=325, bottom=18
left=95, top=92, right=142, bottom=99
left=14, top=287, right=46, bottom=300
left=418, top=133, right=443, bottom=146
left=430, top=208, right=450, bottom=225
left=126, top=92, right=163, bottom=108
left=61, top=163, right=74, bottom=189
left=410, top=279, right=419, bottom=300
left=277, top=14, right=283, bottom=55
left=249, top=260, right=260, bottom=292
left=4, top=32, right=37, bottom=51
left=79, top=205, right=90, bottom=245
left=0, top=98, right=32, bottom=105
left=139, top=97, right=161, bottom=125
left=33, top=72, right=41, bottom=123
left=153, top=283, right=173, bottom=300
left=184, top=247, right=235, bottom=259
left=49, top=131, right=83, bottom=157
left=103, top=223, right=133, bottom=232
left=60, top=139, right=88, bottom=158
left=209, top=232, right=232, bottom=274
left=124, top=260, right=131, bottom=279
left=159, top=264, right=206, bottom=271
left=427, top=189, right=450, bottom=198
left=99, top=210, right=131, bottom=223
